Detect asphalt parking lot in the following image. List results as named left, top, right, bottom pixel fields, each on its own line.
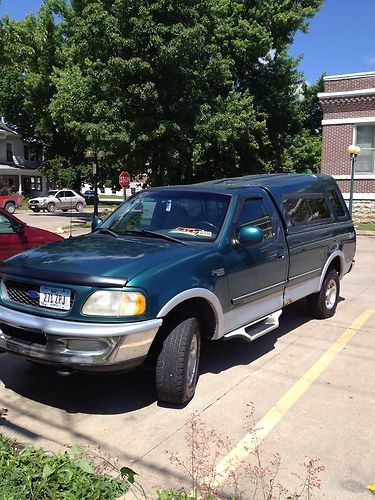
left=0, top=229, right=374, bottom=498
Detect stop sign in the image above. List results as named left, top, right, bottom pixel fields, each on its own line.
left=119, top=171, right=131, bottom=189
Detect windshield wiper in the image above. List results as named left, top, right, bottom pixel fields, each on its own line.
left=122, top=229, right=187, bottom=245
left=98, top=227, right=119, bottom=238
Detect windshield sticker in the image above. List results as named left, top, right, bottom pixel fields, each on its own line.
left=169, top=227, right=212, bottom=237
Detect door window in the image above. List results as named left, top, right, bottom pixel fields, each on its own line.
left=0, top=213, right=14, bottom=234
left=236, top=199, right=274, bottom=240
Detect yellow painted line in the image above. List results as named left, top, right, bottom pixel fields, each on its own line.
left=212, top=308, right=375, bottom=486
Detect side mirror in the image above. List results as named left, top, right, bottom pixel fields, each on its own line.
left=91, top=216, right=103, bottom=232
left=14, top=223, right=25, bottom=234
left=236, top=226, right=264, bottom=247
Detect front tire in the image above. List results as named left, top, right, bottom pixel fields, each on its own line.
left=47, top=202, right=56, bottom=213
left=307, top=269, right=340, bottom=319
left=4, top=202, right=16, bottom=214
left=156, top=317, right=201, bottom=405
left=31, top=207, right=40, bottom=213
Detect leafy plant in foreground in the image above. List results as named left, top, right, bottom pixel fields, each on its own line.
left=0, top=435, right=131, bottom=500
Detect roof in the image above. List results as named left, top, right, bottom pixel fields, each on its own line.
left=151, top=173, right=334, bottom=201
left=0, top=121, right=20, bottom=137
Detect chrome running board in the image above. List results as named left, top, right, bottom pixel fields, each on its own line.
left=224, top=310, right=282, bottom=342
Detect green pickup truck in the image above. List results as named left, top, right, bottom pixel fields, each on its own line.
left=0, top=174, right=356, bottom=404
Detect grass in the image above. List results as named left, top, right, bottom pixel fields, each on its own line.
left=356, top=223, right=375, bottom=231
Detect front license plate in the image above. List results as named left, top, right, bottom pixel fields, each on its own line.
left=39, top=286, right=71, bottom=311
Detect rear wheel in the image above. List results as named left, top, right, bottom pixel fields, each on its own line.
left=156, top=317, right=201, bottom=405
left=4, top=202, right=16, bottom=214
left=76, top=202, right=84, bottom=212
left=307, top=269, right=340, bottom=319
left=47, top=202, right=56, bottom=213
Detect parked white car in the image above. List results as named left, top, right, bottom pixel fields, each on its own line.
left=29, top=189, right=86, bottom=213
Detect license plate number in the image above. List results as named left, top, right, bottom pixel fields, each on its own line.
left=39, top=286, right=71, bottom=311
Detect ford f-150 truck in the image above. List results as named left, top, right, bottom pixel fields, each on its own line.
left=0, top=174, right=355, bottom=404
left=0, top=194, right=23, bottom=213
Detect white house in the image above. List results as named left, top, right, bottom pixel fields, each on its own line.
left=0, top=121, right=47, bottom=197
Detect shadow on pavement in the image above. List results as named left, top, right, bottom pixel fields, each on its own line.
left=0, top=300, right=313, bottom=415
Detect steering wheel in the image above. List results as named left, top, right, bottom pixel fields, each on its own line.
left=195, top=220, right=218, bottom=231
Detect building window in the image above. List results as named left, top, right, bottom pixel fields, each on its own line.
left=6, top=143, right=13, bottom=162
left=355, top=125, right=375, bottom=174
left=30, top=176, right=43, bottom=191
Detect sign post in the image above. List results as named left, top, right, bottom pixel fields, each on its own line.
left=119, top=171, right=131, bottom=201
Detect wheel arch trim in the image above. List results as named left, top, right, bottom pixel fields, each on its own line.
left=156, top=288, right=225, bottom=340
left=319, top=250, right=345, bottom=290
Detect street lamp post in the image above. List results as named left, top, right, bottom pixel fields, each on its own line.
left=85, top=149, right=106, bottom=218
left=347, top=145, right=361, bottom=217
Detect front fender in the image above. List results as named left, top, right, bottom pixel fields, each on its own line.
left=156, top=288, right=225, bottom=340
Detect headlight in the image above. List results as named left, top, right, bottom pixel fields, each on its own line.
left=82, top=291, right=146, bottom=317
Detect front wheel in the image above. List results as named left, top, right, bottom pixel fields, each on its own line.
left=4, top=202, right=16, bottom=214
left=156, top=317, right=201, bottom=405
left=47, top=202, right=56, bottom=213
left=307, top=269, right=340, bottom=319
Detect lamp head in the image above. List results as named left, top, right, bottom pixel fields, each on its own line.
left=347, top=145, right=361, bottom=156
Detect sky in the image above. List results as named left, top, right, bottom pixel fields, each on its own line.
left=0, top=0, right=374, bottom=84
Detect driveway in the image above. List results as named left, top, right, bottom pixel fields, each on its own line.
left=0, top=236, right=374, bottom=498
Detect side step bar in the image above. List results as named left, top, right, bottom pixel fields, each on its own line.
left=224, top=310, right=282, bottom=342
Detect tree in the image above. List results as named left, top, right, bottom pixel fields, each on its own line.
left=0, top=0, right=324, bottom=187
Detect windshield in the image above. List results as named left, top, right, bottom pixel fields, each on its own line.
left=100, top=190, right=231, bottom=242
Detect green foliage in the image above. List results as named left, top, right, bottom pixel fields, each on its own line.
left=0, top=434, right=129, bottom=499
left=0, top=0, right=324, bottom=186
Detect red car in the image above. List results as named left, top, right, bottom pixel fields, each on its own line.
left=0, top=209, right=64, bottom=262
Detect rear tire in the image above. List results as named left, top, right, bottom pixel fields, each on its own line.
left=307, top=269, right=340, bottom=319
left=47, top=202, right=56, bottom=213
left=156, top=317, right=201, bottom=405
left=76, top=202, right=84, bottom=212
left=4, top=202, right=16, bottom=214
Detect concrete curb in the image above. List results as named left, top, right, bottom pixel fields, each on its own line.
left=356, top=230, right=375, bottom=237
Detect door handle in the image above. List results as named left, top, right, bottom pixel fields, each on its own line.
left=276, top=253, right=286, bottom=260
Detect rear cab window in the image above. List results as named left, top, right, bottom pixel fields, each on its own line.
left=327, top=188, right=347, bottom=219
left=282, top=194, right=333, bottom=227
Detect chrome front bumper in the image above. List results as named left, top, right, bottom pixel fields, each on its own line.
left=0, top=304, right=162, bottom=370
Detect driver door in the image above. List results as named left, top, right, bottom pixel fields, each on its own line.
left=224, top=193, right=288, bottom=332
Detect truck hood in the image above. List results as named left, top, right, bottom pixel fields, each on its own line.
left=1, top=232, right=207, bottom=286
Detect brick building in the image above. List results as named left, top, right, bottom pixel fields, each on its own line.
left=318, top=71, right=375, bottom=221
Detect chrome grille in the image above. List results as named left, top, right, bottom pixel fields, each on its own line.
left=2, top=279, right=75, bottom=312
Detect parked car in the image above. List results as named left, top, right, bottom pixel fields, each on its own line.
left=83, top=190, right=97, bottom=204
left=0, top=194, right=23, bottom=214
left=29, top=189, right=86, bottom=213
left=0, top=174, right=355, bottom=405
left=0, top=209, right=63, bottom=262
